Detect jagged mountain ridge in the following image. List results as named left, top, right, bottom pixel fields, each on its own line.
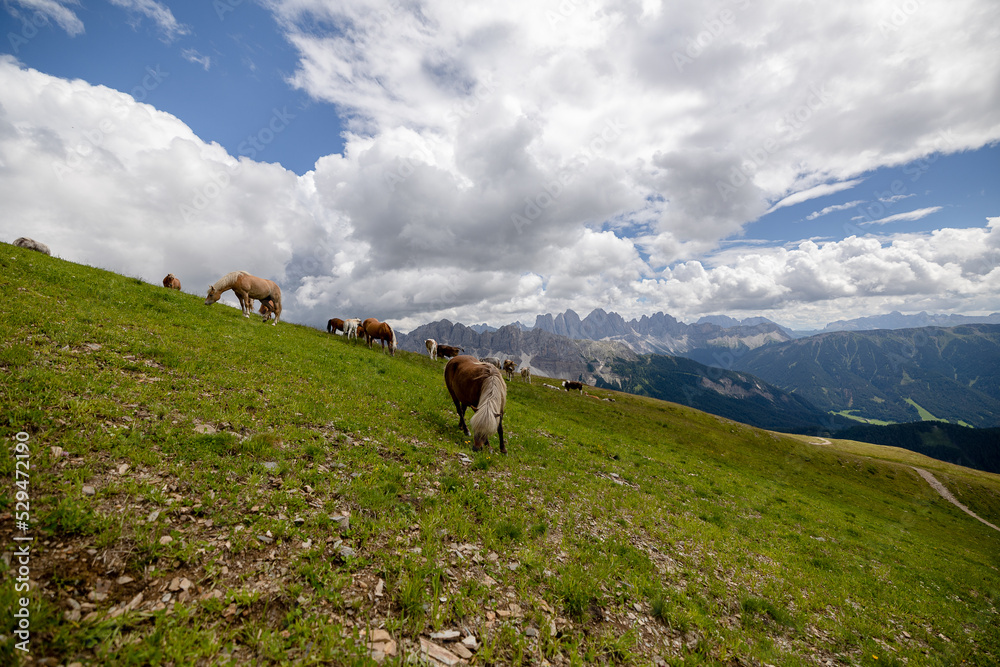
left=531, top=308, right=792, bottom=357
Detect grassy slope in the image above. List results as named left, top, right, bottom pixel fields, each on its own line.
left=1, top=245, right=999, bottom=666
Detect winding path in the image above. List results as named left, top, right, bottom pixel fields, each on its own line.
left=909, top=467, right=1000, bottom=533
left=807, top=438, right=1000, bottom=533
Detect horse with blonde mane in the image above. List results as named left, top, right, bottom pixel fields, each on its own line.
left=444, top=355, right=507, bottom=453
left=205, top=271, right=282, bottom=325
left=162, top=273, right=181, bottom=290
left=361, top=317, right=397, bottom=356
left=425, top=339, right=437, bottom=360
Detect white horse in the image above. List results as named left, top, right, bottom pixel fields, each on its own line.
left=425, top=339, right=438, bottom=360
left=344, top=318, right=362, bottom=340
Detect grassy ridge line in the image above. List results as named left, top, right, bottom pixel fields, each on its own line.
left=0, top=245, right=998, bottom=666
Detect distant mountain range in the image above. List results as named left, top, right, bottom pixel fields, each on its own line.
left=399, top=311, right=1000, bottom=435
left=530, top=308, right=792, bottom=359
left=398, top=319, right=845, bottom=433
left=818, top=310, right=1000, bottom=333
left=730, top=324, right=1000, bottom=428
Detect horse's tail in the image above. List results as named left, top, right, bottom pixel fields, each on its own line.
left=389, top=325, right=397, bottom=355
left=470, top=373, right=506, bottom=443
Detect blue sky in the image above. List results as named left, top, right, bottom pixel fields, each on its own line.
left=1, top=0, right=998, bottom=332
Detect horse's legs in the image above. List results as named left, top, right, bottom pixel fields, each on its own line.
left=454, top=400, right=471, bottom=439
left=497, top=417, right=506, bottom=454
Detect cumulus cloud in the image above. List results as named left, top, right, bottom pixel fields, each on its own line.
left=3, top=0, right=1000, bottom=331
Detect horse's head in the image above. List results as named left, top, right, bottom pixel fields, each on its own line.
left=204, top=287, right=221, bottom=305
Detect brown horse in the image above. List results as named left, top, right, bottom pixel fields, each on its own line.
left=328, top=318, right=345, bottom=334
left=436, top=344, right=463, bottom=360
left=205, top=271, right=282, bottom=325
left=444, top=355, right=507, bottom=453
left=258, top=300, right=277, bottom=322
left=162, top=273, right=181, bottom=290
left=361, top=317, right=397, bottom=356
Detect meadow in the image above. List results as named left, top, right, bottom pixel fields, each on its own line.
left=1, top=244, right=998, bottom=666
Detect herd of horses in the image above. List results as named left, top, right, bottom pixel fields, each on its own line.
left=157, top=269, right=592, bottom=454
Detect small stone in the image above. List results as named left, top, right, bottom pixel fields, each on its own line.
left=337, top=544, right=356, bottom=559
left=525, top=627, right=539, bottom=637
left=194, top=423, right=216, bottom=434
left=451, top=643, right=473, bottom=659
left=169, top=577, right=182, bottom=592
left=461, top=635, right=479, bottom=650
left=179, top=578, right=193, bottom=591
left=420, top=638, right=462, bottom=666
left=263, top=461, right=277, bottom=470
left=430, top=630, right=461, bottom=641
left=374, top=578, right=384, bottom=597
left=82, top=486, right=96, bottom=496
left=147, top=510, right=160, bottom=522
left=331, top=514, right=350, bottom=530
left=159, top=535, right=173, bottom=545
left=116, top=576, right=134, bottom=585
left=257, top=534, right=274, bottom=544
left=118, top=463, right=130, bottom=475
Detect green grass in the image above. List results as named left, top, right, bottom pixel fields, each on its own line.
left=2, top=244, right=1000, bottom=665
left=832, top=409, right=896, bottom=426
left=905, top=398, right=943, bottom=422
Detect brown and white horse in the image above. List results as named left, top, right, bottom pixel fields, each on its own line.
left=327, top=318, right=345, bottom=334
left=361, top=317, right=397, bottom=355
left=520, top=367, right=532, bottom=383
left=205, top=271, right=282, bottom=325
left=162, top=273, right=181, bottom=290
left=425, top=339, right=438, bottom=360
left=502, top=359, right=517, bottom=381
left=444, top=355, right=507, bottom=453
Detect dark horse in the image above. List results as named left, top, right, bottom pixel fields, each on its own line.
left=444, top=355, right=507, bottom=453
left=361, top=318, right=397, bottom=356
left=327, top=318, right=345, bottom=334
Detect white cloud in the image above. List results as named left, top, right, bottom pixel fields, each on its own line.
left=182, top=48, right=211, bottom=71
left=4, top=0, right=84, bottom=36
left=768, top=180, right=865, bottom=214
left=805, top=200, right=865, bottom=221
left=108, top=0, right=188, bottom=42
left=860, top=206, right=943, bottom=226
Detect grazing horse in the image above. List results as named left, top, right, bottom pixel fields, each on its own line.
left=344, top=318, right=362, bottom=340
left=328, top=318, right=345, bottom=334
left=563, top=380, right=584, bottom=393
left=205, top=271, right=282, bottom=325
left=479, top=357, right=501, bottom=369
left=436, top=344, right=463, bottom=360
left=444, top=355, right=507, bottom=453
left=258, top=300, right=277, bottom=322
left=502, top=359, right=517, bottom=381
left=426, top=339, right=438, bottom=360
left=361, top=317, right=397, bottom=356
left=162, top=273, right=181, bottom=290
left=520, top=367, right=531, bottom=383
